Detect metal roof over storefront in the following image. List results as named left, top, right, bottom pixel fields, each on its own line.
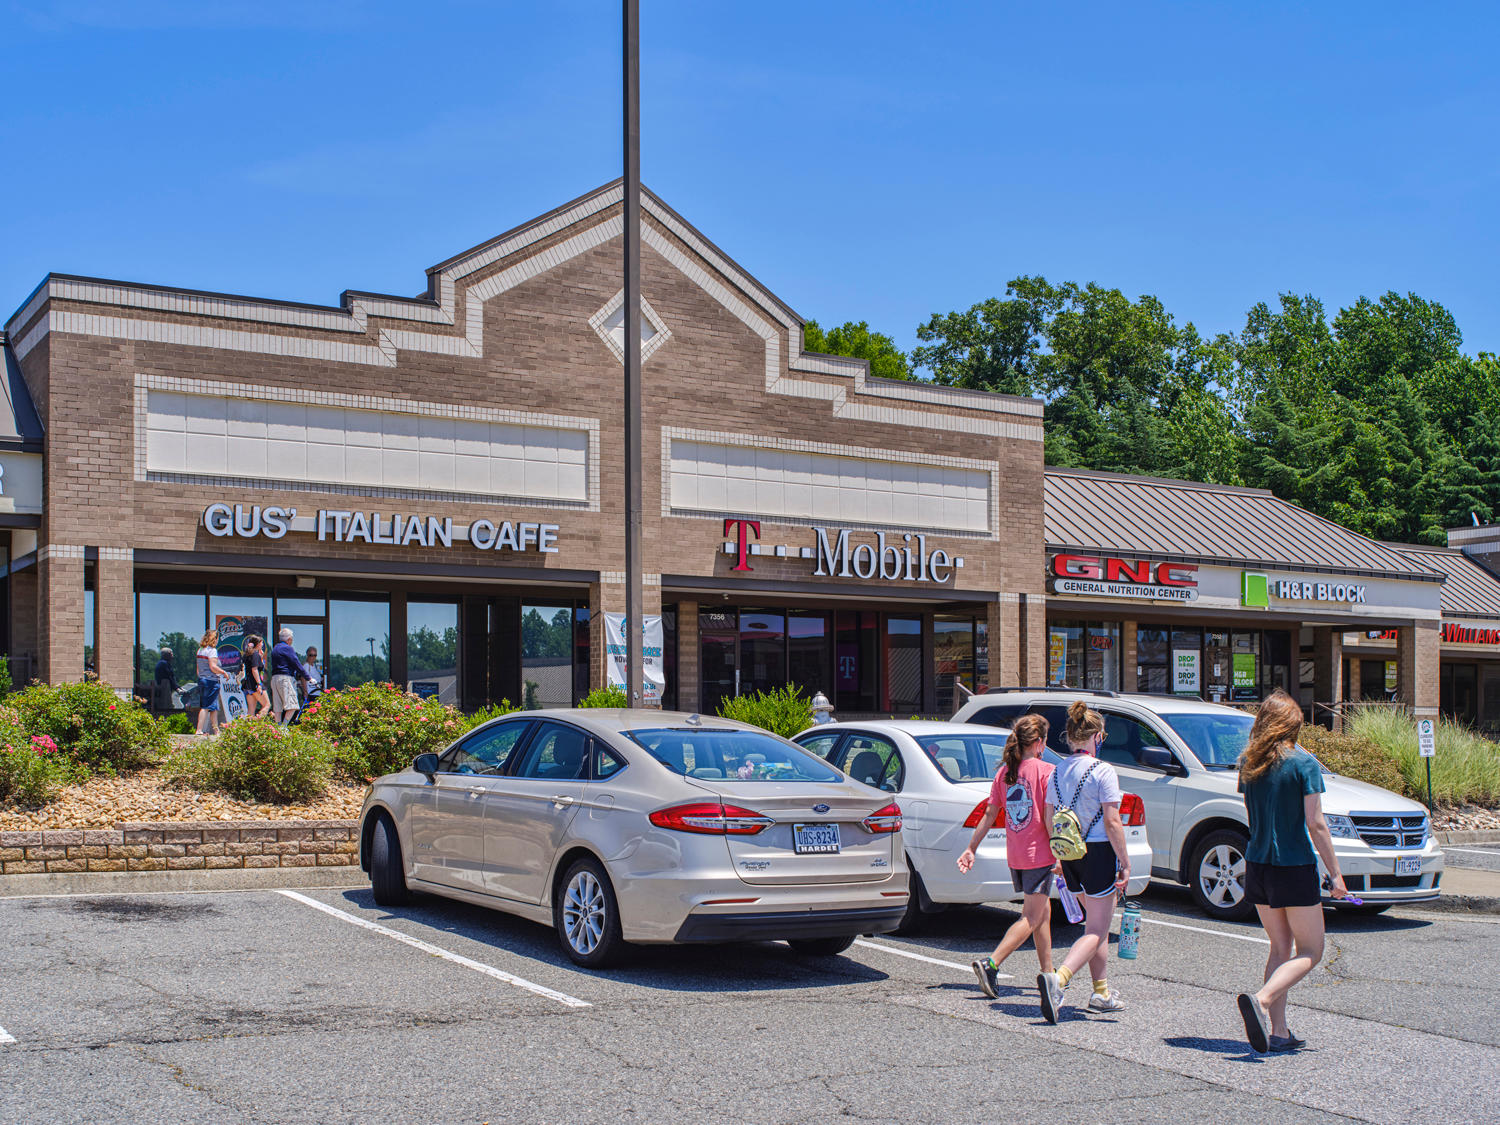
left=1044, top=467, right=1443, bottom=583
left=0, top=335, right=44, bottom=451
left=1391, top=543, right=1500, bottom=620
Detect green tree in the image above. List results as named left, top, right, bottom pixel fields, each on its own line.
left=803, top=319, right=913, bottom=382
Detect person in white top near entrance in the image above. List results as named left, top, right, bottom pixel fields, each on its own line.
left=194, top=630, right=228, bottom=738
left=1037, top=700, right=1132, bottom=1023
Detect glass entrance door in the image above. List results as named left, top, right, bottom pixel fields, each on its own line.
left=276, top=616, right=325, bottom=698
left=699, top=610, right=737, bottom=715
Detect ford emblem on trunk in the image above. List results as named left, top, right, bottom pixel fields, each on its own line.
left=812, top=803, right=831, bottom=814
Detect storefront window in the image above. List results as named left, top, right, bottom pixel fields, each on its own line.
left=1441, top=663, right=1478, bottom=728
left=328, top=597, right=391, bottom=690
left=408, top=600, right=459, bottom=704
left=1170, top=628, right=1202, bottom=696
left=1230, top=631, right=1260, bottom=702
left=275, top=596, right=326, bottom=618
left=1204, top=630, right=1231, bottom=702
left=660, top=606, right=678, bottom=710
left=787, top=610, right=828, bottom=697
left=1137, top=627, right=1169, bottom=693
left=573, top=607, right=591, bottom=705
left=1050, top=621, right=1119, bottom=691
left=84, top=587, right=96, bottom=675
left=740, top=610, right=786, bottom=696
left=522, top=604, right=574, bottom=709
left=700, top=609, right=738, bottom=714
left=883, top=616, right=922, bottom=713
left=834, top=610, right=877, bottom=712
left=211, top=593, right=272, bottom=683
left=136, top=590, right=207, bottom=708
left=934, top=615, right=976, bottom=713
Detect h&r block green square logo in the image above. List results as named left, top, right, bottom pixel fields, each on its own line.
left=1242, top=571, right=1269, bottom=608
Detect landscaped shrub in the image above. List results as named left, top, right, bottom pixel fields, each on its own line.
left=716, top=685, right=813, bottom=739
left=10, top=680, right=169, bottom=775
left=163, top=717, right=334, bottom=803
left=1346, top=706, right=1500, bottom=806
left=460, top=700, right=521, bottom=732
left=578, top=686, right=628, bottom=708
left=0, top=707, right=70, bottom=807
left=161, top=712, right=196, bottom=735
left=298, top=681, right=466, bottom=781
left=1297, top=724, right=1406, bottom=796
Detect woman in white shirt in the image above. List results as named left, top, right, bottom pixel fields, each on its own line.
left=194, top=630, right=228, bottom=737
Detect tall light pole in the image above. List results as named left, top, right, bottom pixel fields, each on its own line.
left=623, top=0, right=644, bottom=707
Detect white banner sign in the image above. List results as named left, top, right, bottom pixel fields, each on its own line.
left=1173, top=649, right=1200, bottom=694
left=604, top=613, right=664, bottom=704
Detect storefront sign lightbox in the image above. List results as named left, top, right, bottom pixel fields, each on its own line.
left=1048, top=554, right=1199, bottom=602
left=722, top=518, right=965, bottom=585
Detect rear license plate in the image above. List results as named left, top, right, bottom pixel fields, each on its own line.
left=1396, top=855, right=1422, bottom=876
left=793, top=823, right=841, bottom=855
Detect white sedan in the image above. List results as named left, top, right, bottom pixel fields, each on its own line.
left=793, top=720, right=1151, bottom=931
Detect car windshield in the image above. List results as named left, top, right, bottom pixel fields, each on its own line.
left=625, top=727, right=845, bottom=783
left=1162, top=712, right=1254, bottom=770
left=910, top=733, right=1017, bottom=783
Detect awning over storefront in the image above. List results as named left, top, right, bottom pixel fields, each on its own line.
left=1045, top=467, right=1440, bottom=582
left=0, top=334, right=43, bottom=527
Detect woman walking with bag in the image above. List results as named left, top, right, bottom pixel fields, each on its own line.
left=1236, top=690, right=1348, bottom=1053
left=194, top=630, right=227, bottom=737
left=957, top=713, right=1059, bottom=997
left=1037, top=700, right=1131, bottom=1023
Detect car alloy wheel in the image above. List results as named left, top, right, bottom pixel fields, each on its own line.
left=1199, top=843, right=1246, bottom=909
left=563, top=869, right=607, bottom=955
left=1189, top=828, right=1254, bottom=921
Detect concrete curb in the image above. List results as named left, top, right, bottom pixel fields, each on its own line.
left=1437, top=829, right=1500, bottom=845
left=0, top=865, right=368, bottom=897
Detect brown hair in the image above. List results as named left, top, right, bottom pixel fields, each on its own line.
left=1065, top=699, right=1104, bottom=751
left=1238, top=689, right=1304, bottom=783
left=200, top=629, right=219, bottom=648
left=244, top=634, right=262, bottom=651
left=1002, top=713, right=1050, bottom=785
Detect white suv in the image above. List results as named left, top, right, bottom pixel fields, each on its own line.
left=952, top=689, right=1445, bottom=921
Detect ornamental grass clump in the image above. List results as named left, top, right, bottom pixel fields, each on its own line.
left=1296, top=723, right=1406, bottom=796
left=298, top=681, right=466, bottom=781
left=1346, top=705, right=1500, bottom=807
left=10, top=679, right=169, bottom=776
left=163, top=716, right=334, bottom=803
left=0, top=707, right=71, bottom=808
left=716, top=684, right=813, bottom=739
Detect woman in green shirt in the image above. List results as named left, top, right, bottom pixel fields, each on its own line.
left=1235, top=689, right=1348, bottom=1054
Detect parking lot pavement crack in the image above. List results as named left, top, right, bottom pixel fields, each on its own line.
left=129, top=1045, right=262, bottom=1124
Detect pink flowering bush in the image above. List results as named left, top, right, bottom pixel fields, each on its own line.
left=10, top=680, right=169, bottom=775
left=0, top=706, right=71, bottom=807
left=298, top=681, right=467, bottom=781
left=163, top=716, right=334, bottom=803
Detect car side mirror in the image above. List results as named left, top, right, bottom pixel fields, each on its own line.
left=1141, top=747, right=1184, bottom=775
left=413, top=753, right=439, bottom=780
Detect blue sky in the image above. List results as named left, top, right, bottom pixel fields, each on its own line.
left=3, top=1, right=1497, bottom=359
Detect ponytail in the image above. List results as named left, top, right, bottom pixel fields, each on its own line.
left=1003, top=713, right=1050, bottom=785
left=1065, top=699, right=1104, bottom=751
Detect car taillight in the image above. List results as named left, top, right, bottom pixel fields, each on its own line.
left=648, top=802, right=774, bottom=835
left=1120, top=793, right=1145, bottom=826
left=962, top=798, right=992, bottom=829
left=861, top=803, right=902, bottom=833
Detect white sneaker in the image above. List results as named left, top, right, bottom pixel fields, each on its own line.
left=1087, top=989, right=1126, bottom=1012
left=1037, top=972, right=1065, bottom=1024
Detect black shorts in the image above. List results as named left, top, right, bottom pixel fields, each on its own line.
left=1010, top=865, right=1055, bottom=896
left=1061, top=840, right=1119, bottom=899
left=1245, top=860, right=1320, bottom=909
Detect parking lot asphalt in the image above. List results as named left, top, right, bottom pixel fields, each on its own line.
left=0, top=879, right=1496, bottom=1125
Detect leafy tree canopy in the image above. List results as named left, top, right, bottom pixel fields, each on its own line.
left=803, top=319, right=912, bottom=382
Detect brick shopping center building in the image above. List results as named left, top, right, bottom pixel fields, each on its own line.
left=5, top=182, right=1500, bottom=727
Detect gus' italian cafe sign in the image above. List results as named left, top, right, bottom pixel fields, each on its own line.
left=202, top=502, right=560, bottom=554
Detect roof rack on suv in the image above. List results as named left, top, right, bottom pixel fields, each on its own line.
left=982, top=686, right=1118, bottom=698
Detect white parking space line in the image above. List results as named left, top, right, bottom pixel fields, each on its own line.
left=1442, top=846, right=1500, bottom=855
left=0, top=1026, right=14, bottom=1045
left=1139, top=914, right=1270, bottom=945
left=277, top=890, right=590, bottom=1009
left=853, top=939, right=1011, bottom=978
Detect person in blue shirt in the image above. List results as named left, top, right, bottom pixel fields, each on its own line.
left=1235, top=689, right=1348, bottom=1054
left=269, top=628, right=309, bottom=724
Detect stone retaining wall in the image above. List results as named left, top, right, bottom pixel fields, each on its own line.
left=0, top=820, right=361, bottom=874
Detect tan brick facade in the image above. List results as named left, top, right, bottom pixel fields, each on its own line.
left=4, top=184, right=1046, bottom=711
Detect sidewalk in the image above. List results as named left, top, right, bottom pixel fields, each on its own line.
left=1432, top=865, right=1500, bottom=913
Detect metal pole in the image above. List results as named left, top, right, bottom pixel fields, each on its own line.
left=1426, top=757, right=1433, bottom=810
left=623, top=0, right=644, bottom=707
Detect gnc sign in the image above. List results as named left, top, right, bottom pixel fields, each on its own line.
left=1049, top=554, right=1199, bottom=602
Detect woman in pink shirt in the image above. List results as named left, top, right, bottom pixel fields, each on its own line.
left=957, top=713, right=1057, bottom=998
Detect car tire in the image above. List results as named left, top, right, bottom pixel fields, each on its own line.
left=892, top=861, right=930, bottom=934
left=1189, top=828, right=1255, bottom=922
left=369, top=814, right=411, bottom=908
left=554, top=856, right=626, bottom=969
left=787, top=935, right=856, bottom=957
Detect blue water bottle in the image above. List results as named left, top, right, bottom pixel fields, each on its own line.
left=1118, top=901, right=1142, bottom=960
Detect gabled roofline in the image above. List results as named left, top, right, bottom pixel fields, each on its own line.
left=1045, top=464, right=1276, bottom=498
